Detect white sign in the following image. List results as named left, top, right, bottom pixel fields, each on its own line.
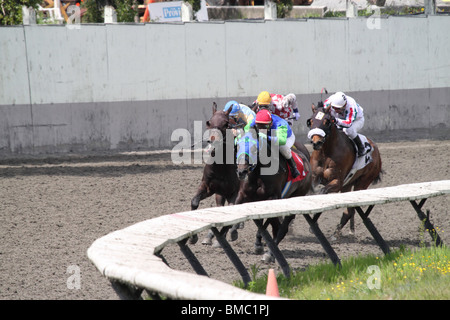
left=148, top=2, right=182, bottom=22
left=147, top=0, right=208, bottom=22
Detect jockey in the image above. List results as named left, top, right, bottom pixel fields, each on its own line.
left=325, top=91, right=366, bottom=157
left=254, top=91, right=300, bottom=126
left=223, top=100, right=256, bottom=134
left=249, top=109, right=300, bottom=179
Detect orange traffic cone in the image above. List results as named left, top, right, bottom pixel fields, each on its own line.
left=265, top=269, right=280, bottom=297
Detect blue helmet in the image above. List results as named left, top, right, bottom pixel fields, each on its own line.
left=224, top=101, right=241, bottom=116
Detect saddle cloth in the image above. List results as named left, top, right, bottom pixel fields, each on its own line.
left=281, top=151, right=308, bottom=198
left=343, top=134, right=374, bottom=186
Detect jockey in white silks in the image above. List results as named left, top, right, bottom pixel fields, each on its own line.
left=324, top=91, right=366, bottom=157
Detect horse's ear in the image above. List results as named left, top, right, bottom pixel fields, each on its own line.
left=324, top=104, right=331, bottom=114
left=311, top=103, right=316, bottom=112
left=212, top=102, right=217, bottom=115
left=251, top=102, right=258, bottom=112
left=206, top=120, right=211, bottom=128
left=224, top=107, right=231, bottom=117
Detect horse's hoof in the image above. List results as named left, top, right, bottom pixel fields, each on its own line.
left=188, top=235, right=198, bottom=245
left=230, top=230, right=238, bottom=242
left=330, top=231, right=341, bottom=243
left=254, top=244, right=264, bottom=255
left=212, top=240, right=222, bottom=248
left=201, top=237, right=213, bottom=246
left=261, top=252, right=275, bottom=263
left=313, top=184, right=325, bottom=194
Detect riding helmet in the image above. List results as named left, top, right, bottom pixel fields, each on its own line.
left=256, top=91, right=272, bottom=106
left=255, top=109, right=272, bottom=124
left=224, top=101, right=241, bottom=116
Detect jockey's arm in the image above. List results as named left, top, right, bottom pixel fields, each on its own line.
left=243, top=112, right=255, bottom=132
left=269, top=125, right=288, bottom=145
left=334, top=106, right=356, bottom=128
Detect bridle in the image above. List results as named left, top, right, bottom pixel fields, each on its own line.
left=307, top=110, right=333, bottom=150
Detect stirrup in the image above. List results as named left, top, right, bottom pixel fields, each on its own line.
left=290, top=166, right=300, bottom=178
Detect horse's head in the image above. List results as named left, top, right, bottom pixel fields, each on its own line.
left=235, top=131, right=259, bottom=180
left=204, top=103, right=232, bottom=155
left=206, top=102, right=231, bottom=142
left=306, top=103, right=334, bottom=151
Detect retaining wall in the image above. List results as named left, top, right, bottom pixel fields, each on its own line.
left=0, top=15, right=449, bottom=155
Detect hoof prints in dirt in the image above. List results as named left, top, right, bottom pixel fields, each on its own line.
left=0, top=140, right=449, bottom=299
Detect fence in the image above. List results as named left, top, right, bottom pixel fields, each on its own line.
left=87, top=180, right=450, bottom=299
left=1, top=15, right=449, bottom=155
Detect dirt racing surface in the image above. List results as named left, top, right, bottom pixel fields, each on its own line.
left=0, top=139, right=449, bottom=300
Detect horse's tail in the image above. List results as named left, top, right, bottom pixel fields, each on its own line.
left=373, top=169, right=384, bottom=185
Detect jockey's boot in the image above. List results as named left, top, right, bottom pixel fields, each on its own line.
left=287, top=157, right=300, bottom=179
left=352, top=135, right=366, bottom=157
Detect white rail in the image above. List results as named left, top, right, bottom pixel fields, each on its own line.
left=87, top=180, right=450, bottom=300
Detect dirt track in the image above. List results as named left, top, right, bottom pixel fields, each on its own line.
left=0, top=139, right=449, bottom=300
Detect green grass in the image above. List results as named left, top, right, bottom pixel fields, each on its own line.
left=235, top=245, right=450, bottom=300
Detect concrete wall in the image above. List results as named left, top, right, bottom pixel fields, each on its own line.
left=0, top=15, right=449, bottom=155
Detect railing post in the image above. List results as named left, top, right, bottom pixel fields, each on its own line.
left=424, top=0, right=436, bottom=15
left=211, top=227, right=251, bottom=286
left=304, top=213, right=342, bottom=267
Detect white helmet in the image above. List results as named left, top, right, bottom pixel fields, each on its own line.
left=330, top=92, right=347, bottom=108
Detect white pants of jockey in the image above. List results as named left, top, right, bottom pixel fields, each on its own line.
left=279, top=134, right=295, bottom=159
left=343, top=118, right=365, bottom=139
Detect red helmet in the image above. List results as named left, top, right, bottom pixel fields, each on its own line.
left=255, top=109, right=272, bottom=124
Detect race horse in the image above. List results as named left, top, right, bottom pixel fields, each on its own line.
left=234, top=130, right=312, bottom=262
left=306, top=103, right=383, bottom=239
left=190, top=103, right=241, bottom=245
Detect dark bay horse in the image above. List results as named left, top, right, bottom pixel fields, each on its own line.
left=234, top=131, right=312, bottom=262
left=306, top=103, right=383, bottom=239
left=190, top=103, right=241, bottom=245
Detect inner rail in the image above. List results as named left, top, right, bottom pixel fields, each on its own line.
left=87, top=180, right=450, bottom=300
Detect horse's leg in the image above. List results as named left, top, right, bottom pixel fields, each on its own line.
left=202, top=194, right=227, bottom=246
left=275, top=216, right=295, bottom=244
left=255, top=219, right=271, bottom=255
left=190, top=185, right=213, bottom=244
left=223, top=193, right=243, bottom=242
left=349, top=207, right=355, bottom=235
left=331, top=185, right=353, bottom=241
left=254, top=230, right=264, bottom=254
left=262, top=217, right=281, bottom=263
left=191, top=183, right=212, bottom=210
left=337, top=207, right=355, bottom=232
left=321, top=177, right=342, bottom=194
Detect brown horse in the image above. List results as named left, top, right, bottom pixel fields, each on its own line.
left=235, top=130, right=312, bottom=261
left=306, top=103, right=383, bottom=239
left=190, top=103, right=241, bottom=244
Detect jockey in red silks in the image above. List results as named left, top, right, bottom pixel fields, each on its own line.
left=253, top=91, right=300, bottom=126
left=324, top=91, right=366, bottom=157
left=249, top=109, right=301, bottom=179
